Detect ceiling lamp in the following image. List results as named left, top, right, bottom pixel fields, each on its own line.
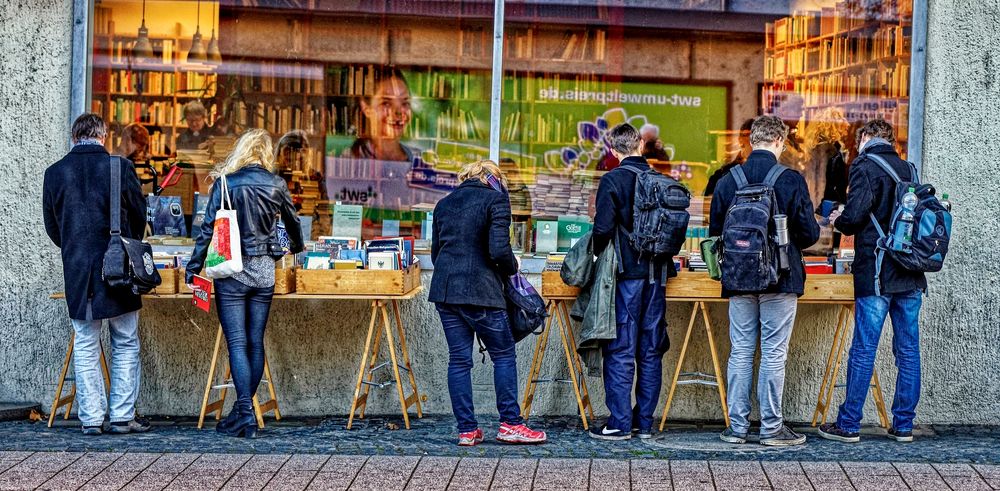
left=132, top=0, right=154, bottom=63
left=187, top=0, right=207, bottom=63
left=206, top=1, right=222, bottom=64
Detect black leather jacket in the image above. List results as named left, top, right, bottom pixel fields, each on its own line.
left=186, top=165, right=304, bottom=284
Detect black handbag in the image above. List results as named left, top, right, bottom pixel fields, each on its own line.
left=102, top=156, right=161, bottom=295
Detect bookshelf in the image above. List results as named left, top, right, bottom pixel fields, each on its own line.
left=762, top=1, right=913, bottom=146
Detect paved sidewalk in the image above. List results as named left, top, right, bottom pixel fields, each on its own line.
left=3, top=451, right=1000, bottom=490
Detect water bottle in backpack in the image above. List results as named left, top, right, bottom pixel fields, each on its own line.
left=891, top=187, right=918, bottom=252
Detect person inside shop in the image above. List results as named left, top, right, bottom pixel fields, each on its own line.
left=820, top=119, right=926, bottom=444
left=186, top=129, right=304, bottom=439
left=639, top=123, right=671, bottom=161
left=347, top=66, right=418, bottom=162
left=429, top=160, right=547, bottom=446
left=705, top=118, right=754, bottom=196
left=775, top=95, right=807, bottom=171
left=115, top=123, right=150, bottom=163
left=210, top=114, right=235, bottom=137
left=275, top=129, right=309, bottom=196
left=43, top=113, right=151, bottom=435
left=589, top=123, right=675, bottom=441
left=176, top=100, right=211, bottom=150
left=709, top=115, right=819, bottom=447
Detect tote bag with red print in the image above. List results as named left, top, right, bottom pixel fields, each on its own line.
left=204, top=175, right=244, bottom=279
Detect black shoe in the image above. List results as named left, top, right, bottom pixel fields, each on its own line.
left=221, top=413, right=259, bottom=439
left=818, top=423, right=860, bottom=443
left=720, top=427, right=748, bottom=444
left=108, top=417, right=152, bottom=435
left=589, top=425, right=631, bottom=441
left=81, top=425, right=103, bottom=436
left=760, top=425, right=806, bottom=446
left=632, top=427, right=655, bottom=439
left=215, top=410, right=241, bottom=433
left=887, top=427, right=914, bottom=442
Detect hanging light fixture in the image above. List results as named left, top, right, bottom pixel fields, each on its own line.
left=132, top=0, right=154, bottom=63
left=206, top=1, right=222, bottom=64
left=187, top=0, right=207, bottom=63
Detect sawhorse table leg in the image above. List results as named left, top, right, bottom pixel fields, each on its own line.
left=521, top=299, right=592, bottom=429
left=197, top=325, right=280, bottom=429
left=659, top=301, right=730, bottom=431
left=348, top=299, right=422, bottom=429
left=48, top=331, right=111, bottom=427
left=811, top=304, right=890, bottom=428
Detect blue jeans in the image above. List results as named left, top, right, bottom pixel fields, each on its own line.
left=726, top=293, right=797, bottom=435
left=836, top=290, right=922, bottom=433
left=436, top=303, right=522, bottom=433
left=602, top=278, right=668, bottom=432
left=71, top=303, right=141, bottom=426
left=215, top=278, right=274, bottom=415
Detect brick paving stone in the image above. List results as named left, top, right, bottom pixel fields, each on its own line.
left=488, top=458, right=538, bottom=491
left=973, top=464, right=1000, bottom=479
left=405, top=456, right=459, bottom=491
left=307, top=455, right=368, bottom=490
left=848, top=474, right=908, bottom=491
left=40, top=452, right=122, bottom=490
left=670, top=477, right=716, bottom=491
left=840, top=461, right=900, bottom=477
left=219, top=471, right=275, bottom=491
left=802, top=464, right=854, bottom=491
left=799, top=461, right=847, bottom=476
left=185, top=453, right=252, bottom=472
left=711, top=461, right=766, bottom=475
left=8, top=451, right=83, bottom=472
left=531, top=458, right=589, bottom=491
left=284, top=454, right=333, bottom=472
left=631, top=459, right=673, bottom=491
left=351, top=456, right=420, bottom=491
left=121, top=472, right=184, bottom=491
left=710, top=460, right=770, bottom=490
left=940, top=475, right=993, bottom=490
left=761, top=461, right=804, bottom=476
left=447, top=458, right=499, bottom=491
left=900, top=474, right=952, bottom=491
left=934, top=463, right=979, bottom=476
left=587, top=458, right=629, bottom=491
left=237, top=453, right=291, bottom=472
left=142, top=453, right=199, bottom=473
left=265, top=470, right=320, bottom=491
left=81, top=453, right=162, bottom=491
left=0, top=453, right=32, bottom=462
left=0, top=470, right=57, bottom=491
left=765, top=473, right=813, bottom=491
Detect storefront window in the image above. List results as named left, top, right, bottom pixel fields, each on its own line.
left=87, top=0, right=915, bottom=256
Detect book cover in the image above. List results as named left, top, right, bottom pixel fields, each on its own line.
left=191, top=275, right=212, bottom=313
left=368, top=251, right=399, bottom=270
left=556, top=215, right=592, bottom=251
left=332, top=203, right=363, bottom=240
left=534, top=221, right=558, bottom=254
left=190, top=192, right=210, bottom=237
left=148, top=195, right=187, bottom=237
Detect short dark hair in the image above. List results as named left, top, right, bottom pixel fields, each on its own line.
left=856, top=119, right=895, bottom=144
left=608, top=123, right=642, bottom=155
left=749, top=115, right=788, bottom=147
left=71, top=113, right=107, bottom=143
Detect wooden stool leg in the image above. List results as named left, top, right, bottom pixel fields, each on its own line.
left=659, top=302, right=699, bottom=431
left=252, top=395, right=265, bottom=428
left=821, top=305, right=853, bottom=425
left=870, top=369, right=890, bottom=429
left=521, top=302, right=555, bottom=420
left=49, top=332, right=75, bottom=428
left=700, top=302, right=730, bottom=428
left=99, top=343, right=111, bottom=395
left=217, top=367, right=231, bottom=421
left=262, top=357, right=281, bottom=421
left=812, top=305, right=849, bottom=426
left=560, top=301, right=594, bottom=421
left=391, top=300, right=422, bottom=418
left=347, top=301, right=380, bottom=429
left=198, top=326, right=225, bottom=429
left=555, top=301, right=589, bottom=430
left=358, top=312, right=384, bottom=421
left=380, top=301, right=411, bottom=429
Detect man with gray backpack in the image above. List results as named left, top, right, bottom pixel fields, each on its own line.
left=820, top=119, right=951, bottom=443
left=709, top=115, right=820, bottom=446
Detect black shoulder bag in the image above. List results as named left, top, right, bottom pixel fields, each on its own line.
left=102, top=156, right=161, bottom=295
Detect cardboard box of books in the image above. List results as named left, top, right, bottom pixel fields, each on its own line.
left=295, top=235, right=421, bottom=295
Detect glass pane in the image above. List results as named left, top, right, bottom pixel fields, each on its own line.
left=501, top=0, right=914, bottom=259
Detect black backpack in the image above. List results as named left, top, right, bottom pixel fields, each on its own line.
left=620, top=164, right=691, bottom=260
left=865, top=154, right=952, bottom=295
left=719, top=164, right=787, bottom=293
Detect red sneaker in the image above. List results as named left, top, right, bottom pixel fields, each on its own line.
left=496, top=423, right=547, bottom=444
left=457, top=428, right=484, bottom=446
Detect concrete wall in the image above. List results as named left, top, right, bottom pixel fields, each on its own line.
left=1, top=0, right=998, bottom=427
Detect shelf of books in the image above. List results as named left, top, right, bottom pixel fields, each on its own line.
left=762, top=1, right=913, bottom=146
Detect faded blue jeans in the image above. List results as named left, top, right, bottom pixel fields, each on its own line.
left=836, top=290, right=922, bottom=433
left=71, top=303, right=141, bottom=427
left=436, top=303, right=522, bottom=433
left=215, top=278, right=274, bottom=416
left=726, top=293, right=797, bottom=436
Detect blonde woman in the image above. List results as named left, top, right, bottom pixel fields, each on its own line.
left=186, top=129, right=303, bottom=438
left=429, top=160, right=547, bottom=446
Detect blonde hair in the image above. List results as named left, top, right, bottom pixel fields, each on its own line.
left=459, top=160, right=508, bottom=188
left=211, top=129, right=275, bottom=178
left=803, top=107, right=849, bottom=148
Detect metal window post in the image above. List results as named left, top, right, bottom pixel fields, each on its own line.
left=70, top=0, right=93, bottom=127
left=488, top=0, right=505, bottom=162
left=908, top=0, right=928, bottom=173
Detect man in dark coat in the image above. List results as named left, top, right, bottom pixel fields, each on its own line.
left=820, top=119, right=926, bottom=444
left=709, top=115, right=820, bottom=446
left=43, top=113, right=150, bottom=435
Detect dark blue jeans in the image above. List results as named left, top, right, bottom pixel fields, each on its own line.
left=436, top=303, right=522, bottom=433
left=602, top=278, right=669, bottom=432
left=836, top=290, right=922, bottom=433
left=215, top=278, right=275, bottom=416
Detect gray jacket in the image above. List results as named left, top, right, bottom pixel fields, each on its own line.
left=561, top=232, right=617, bottom=376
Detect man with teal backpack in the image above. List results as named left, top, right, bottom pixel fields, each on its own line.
left=821, top=119, right=952, bottom=444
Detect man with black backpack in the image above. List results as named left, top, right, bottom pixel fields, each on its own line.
left=589, top=123, right=689, bottom=441
left=710, top=115, right=820, bottom=446
left=819, top=119, right=949, bottom=444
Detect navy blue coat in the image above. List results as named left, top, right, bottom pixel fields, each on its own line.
left=834, top=143, right=926, bottom=297
left=43, top=145, right=146, bottom=320
left=430, top=179, right=518, bottom=309
left=709, top=150, right=821, bottom=297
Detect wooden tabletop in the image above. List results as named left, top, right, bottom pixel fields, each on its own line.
left=50, top=286, right=424, bottom=302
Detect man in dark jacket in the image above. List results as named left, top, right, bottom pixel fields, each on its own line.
left=820, top=119, right=926, bottom=444
left=710, top=115, right=820, bottom=446
left=43, top=113, right=150, bottom=435
left=588, top=123, right=674, bottom=441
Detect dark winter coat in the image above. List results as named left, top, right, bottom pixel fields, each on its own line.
left=43, top=144, right=146, bottom=320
